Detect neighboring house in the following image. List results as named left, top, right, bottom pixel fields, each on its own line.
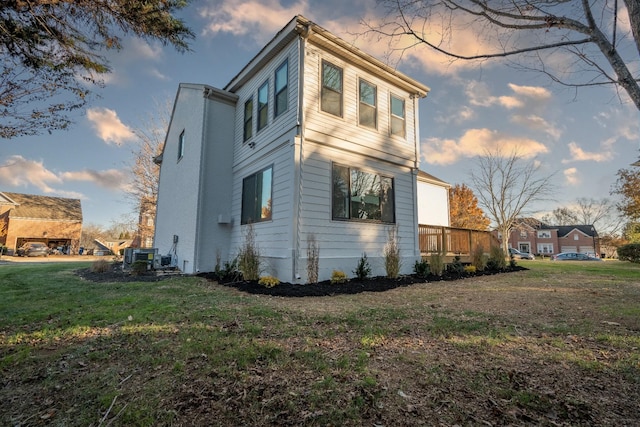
left=497, top=218, right=600, bottom=257
left=0, top=191, right=83, bottom=254
left=416, top=171, right=450, bottom=227
left=154, top=15, right=433, bottom=282
left=94, top=239, right=134, bottom=256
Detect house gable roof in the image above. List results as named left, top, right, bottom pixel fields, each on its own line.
left=224, top=15, right=430, bottom=97
left=556, top=225, right=598, bottom=238
left=417, top=171, right=450, bottom=188
left=0, top=192, right=82, bottom=221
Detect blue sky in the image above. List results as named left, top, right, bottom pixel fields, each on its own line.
left=1, top=0, right=638, bottom=228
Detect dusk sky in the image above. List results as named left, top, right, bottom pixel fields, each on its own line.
left=2, top=0, right=638, bottom=229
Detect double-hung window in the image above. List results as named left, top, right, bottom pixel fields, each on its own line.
left=258, top=81, right=269, bottom=131
left=390, top=94, right=405, bottom=138
left=177, top=130, right=185, bottom=160
left=359, top=79, right=377, bottom=129
left=243, top=97, right=253, bottom=141
left=241, top=166, right=273, bottom=224
left=332, top=163, right=394, bottom=223
left=321, top=61, right=343, bottom=117
left=275, top=60, right=288, bottom=117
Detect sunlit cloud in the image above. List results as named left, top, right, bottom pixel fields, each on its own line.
left=564, top=167, right=580, bottom=185
left=61, top=169, right=130, bottom=191
left=0, top=156, right=62, bottom=193
left=422, top=128, right=548, bottom=165
left=562, top=142, right=613, bottom=163
left=511, top=114, right=562, bottom=140
left=199, top=0, right=310, bottom=43
left=86, top=108, right=136, bottom=145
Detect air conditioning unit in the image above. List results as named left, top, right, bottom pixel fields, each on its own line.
left=123, top=248, right=158, bottom=269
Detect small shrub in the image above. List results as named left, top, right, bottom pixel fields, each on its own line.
left=306, top=233, right=320, bottom=283
left=618, top=243, right=640, bottom=263
left=509, top=253, right=518, bottom=269
left=429, top=251, right=446, bottom=276
left=353, top=253, right=371, bottom=280
left=258, top=275, right=280, bottom=288
left=447, top=255, right=465, bottom=276
left=330, top=270, right=348, bottom=284
left=91, top=259, right=111, bottom=273
left=238, top=224, right=260, bottom=281
left=414, top=258, right=430, bottom=278
left=383, top=227, right=401, bottom=278
left=131, top=260, right=148, bottom=276
left=470, top=244, right=487, bottom=271
left=486, top=246, right=506, bottom=271
left=464, top=265, right=477, bottom=274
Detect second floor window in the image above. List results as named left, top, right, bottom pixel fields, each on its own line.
left=275, top=60, right=288, bottom=117
left=244, top=97, right=253, bottom=141
left=321, top=61, right=342, bottom=117
left=537, top=231, right=551, bottom=238
left=258, top=81, right=269, bottom=131
left=178, top=130, right=185, bottom=160
left=390, top=94, right=405, bottom=137
left=359, top=79, right=377, bottom=129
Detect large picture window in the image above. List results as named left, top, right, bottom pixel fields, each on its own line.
left=241, top=166, right=273, bottom=224
left=321, top=61, right=343, bottom=117
left=258, top=81, right=269, bottom=131
left=275, top=60, right=288, bottom=117
left=243, top=97, right=253, bottom=141
left=359, top=79, right=377, bottom=129
left=332, top=164, right=394, bottom=223
left=390, top=94, right=405, bottom=138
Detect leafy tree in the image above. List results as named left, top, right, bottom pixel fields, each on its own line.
left=470, top=147, right=555, bottom=254
left=1, top=0, right=193, bottom=138
left=612, top=167, right=640, bottom=221
left=449, top=183, right=490, bottom=230
left=365, top=1, right=640, bottom=110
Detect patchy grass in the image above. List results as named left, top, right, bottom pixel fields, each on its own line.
left=1, top=260, right=639, bottom=426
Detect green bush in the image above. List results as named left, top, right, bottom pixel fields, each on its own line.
left=486, top=246, right=506, bottom=271
left=353, top=253, right=371, bottom=280
left=238, top=224, right=260, bottom=281
left=131, top=260, right=148, bottom=275
left=383, top=227, right=401, bottom=279
left=618, top=243, right=640, bottom=263
left=464, top=265, right=477, bottom=274
left=330, top=270, right=348, bottom=284
left=447, top=255, right=465, bottom=276
left=414, top=258, right=430, bottom=278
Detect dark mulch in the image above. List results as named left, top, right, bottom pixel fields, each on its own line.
left=197, top=266, right=528, bottom=297
left=76, top=263, right=528, bottom=297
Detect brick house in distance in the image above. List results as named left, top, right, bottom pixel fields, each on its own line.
left=498, top=218, right=600, bottom=257
left=0, top=192, right=83, bottom=254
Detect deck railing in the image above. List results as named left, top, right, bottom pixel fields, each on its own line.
left=418, top=224, right=498, bottom=256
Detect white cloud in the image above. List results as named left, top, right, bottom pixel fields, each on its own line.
left=510, top=114, right=562, bottom=140
left=61, top=169, right=130, bottom=191
left=0, top=156, right=62, bottom=193
left=564, top=167, right=580, bottom=185
left=86, top=108, right=136, bottom=145
left=422, top=128, right=548, bottom=165
left=562, top=142, right=613, bottom=163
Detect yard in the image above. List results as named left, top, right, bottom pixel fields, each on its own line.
left=1, top=260, right=639, bottom=426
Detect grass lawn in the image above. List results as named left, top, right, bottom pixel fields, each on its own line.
left=1, top=260, right=639, bottom=426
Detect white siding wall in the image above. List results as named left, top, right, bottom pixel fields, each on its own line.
left=154, top=85, right=206, bottom=272
left=417, top=180, right=450, bottom=226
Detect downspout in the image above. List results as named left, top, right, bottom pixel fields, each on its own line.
left=292, top=22, right=311, bottom=283
left=412, top=93, right=422, bottom=260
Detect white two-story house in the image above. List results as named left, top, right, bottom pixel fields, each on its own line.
left=154, top=15, right=433, bottom=282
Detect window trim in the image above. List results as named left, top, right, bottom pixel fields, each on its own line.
left=274, top=60, right=288, bottom=118
left=389, top=94, right=406, bottom=138
left=331, top=162, right=395, bottom=224
left=241, top=165, right=274, bottom=225
left=177, top=130, right=185, bottom=161
left=243, top=97, right=253, bottom=142
left=257, top=80, right=269, bottom=132
left=358, top=78, right=377, bottom=129
left=321, top=60, right=343, bottom=117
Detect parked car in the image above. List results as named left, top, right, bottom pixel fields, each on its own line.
left=509, top=248, right=535, bottom=260
left=551, top=252, right=603, bottom=261
left=16, top=242, right=49, bottom=257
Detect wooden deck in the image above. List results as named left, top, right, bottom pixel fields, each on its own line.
left=418, top=224, right=498, bottom=262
